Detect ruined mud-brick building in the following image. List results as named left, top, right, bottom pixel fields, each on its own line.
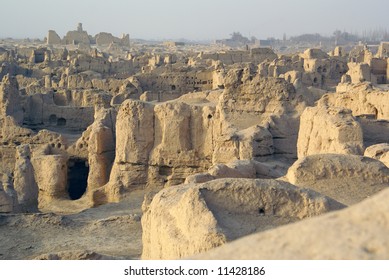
left=0, top=32, right=389, bottom=217
left=47, top=23, right=130, bottom=47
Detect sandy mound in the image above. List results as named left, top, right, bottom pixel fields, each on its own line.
left=192, top=188, right=389, bottom=260
left=285, top=154, right=389, bottom=205
left=141, top=178, right=344, bottom=259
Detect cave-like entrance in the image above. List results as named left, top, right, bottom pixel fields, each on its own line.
left=57, top=117, right=66, bottom=127
left=67, top=158, right=89, bottom=200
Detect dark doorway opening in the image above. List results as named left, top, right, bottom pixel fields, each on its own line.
left=57, top=117, right=66, bottom=126
left=67, top=158, right=89, bottom=200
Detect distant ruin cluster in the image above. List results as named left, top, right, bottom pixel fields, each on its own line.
left=0, top=25, right=389, bottom=260
left=47, top=23, right=130, bottom=47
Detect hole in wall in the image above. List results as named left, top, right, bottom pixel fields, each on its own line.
left=159, top=165, right=172, bottom=176
left=57, top=117, right=66, bottom=126
left=34, top=53, right=45, bottom=63
left=67, top=158, right=89, bottom=200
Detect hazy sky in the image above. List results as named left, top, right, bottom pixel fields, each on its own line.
left=1, top=0, right=388, bottom=40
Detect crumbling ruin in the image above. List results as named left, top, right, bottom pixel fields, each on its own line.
left=0, top=28, right=389, bottom=260
left=47, top=23, right=130, bottom=47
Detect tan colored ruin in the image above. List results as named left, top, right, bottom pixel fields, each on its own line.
left=142, top=178, right=345, bottom=259
left=47, top=23, right=130, bottom=47
left=192, top=187, right=389, bottom=260
left=0, top=31, right=389, bottom=260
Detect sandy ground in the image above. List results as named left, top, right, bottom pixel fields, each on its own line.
left=0, top=190, right=145, bottom=260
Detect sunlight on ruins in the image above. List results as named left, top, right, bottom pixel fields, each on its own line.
left=0, top=20, right=389, bottom=261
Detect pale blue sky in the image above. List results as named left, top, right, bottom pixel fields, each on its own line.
left=1, top=0, right=388, bottom=40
